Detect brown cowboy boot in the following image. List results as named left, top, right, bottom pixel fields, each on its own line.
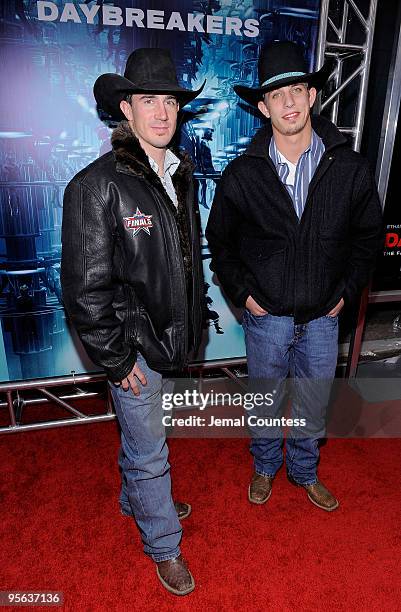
left=156, top=555, right=195, bottom=596
left=248, top=472, right=274, bottom=504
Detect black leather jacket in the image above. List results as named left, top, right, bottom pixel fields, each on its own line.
left=61, top=122, right=204, bottom=381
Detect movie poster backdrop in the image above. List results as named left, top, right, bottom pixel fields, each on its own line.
left=0, top=0, right=320, bottom=382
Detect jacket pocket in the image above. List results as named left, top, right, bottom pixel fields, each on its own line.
left=319, top=236, right=350, bottom=266
left=123, top=288, right=138, bottom=344
left=136, top=306, right=177, bottom=367
left=318, top=237, right=349, bottom=305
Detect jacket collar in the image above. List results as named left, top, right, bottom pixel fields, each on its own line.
left=245, top=114, right=347, bottom=159
left=111, top=120, right=194, bottom=180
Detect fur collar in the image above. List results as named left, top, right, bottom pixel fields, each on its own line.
left=111, top=122, right=194, bottom=279
left=111, top=120, right=194, bottom=183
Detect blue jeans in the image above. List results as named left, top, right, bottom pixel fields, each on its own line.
left=242, top=310, right=339, bottom=485
left=109, top=353, right=182, bottom=562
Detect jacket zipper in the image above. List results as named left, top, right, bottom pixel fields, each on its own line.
left=260, top=150, right=336, bottom=321
left=116, top=166, right=190, bottom=366
left=261, top=149, right=336, bottom=222
left=149, top=186, right=189, bottom=364
left=184, top=182, right=201, bottom=353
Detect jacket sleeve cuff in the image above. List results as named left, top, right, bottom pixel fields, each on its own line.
left=235, top=288, right=250, bottom=308
left=106, top=347, right=138, bottom=383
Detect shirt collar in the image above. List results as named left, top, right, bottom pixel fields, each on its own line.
left=147, top=149, right=180, bottom=177
left=276, top=148, right=295, bottom=168
left=309, top=129, right=325, bottom=167
left=269, top=129, right=323, bottom=166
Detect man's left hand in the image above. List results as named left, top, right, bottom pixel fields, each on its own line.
left=327, top=298, right=344, bottom=317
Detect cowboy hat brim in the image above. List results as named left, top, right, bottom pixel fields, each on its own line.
left=234, top=61, right=332, bottom=107
left=94, top=73, right=206, bottom=120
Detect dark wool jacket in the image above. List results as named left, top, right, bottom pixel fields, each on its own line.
left=206, top=115, right=383, bottom=324
left=61, top=121, right=204, bottom=381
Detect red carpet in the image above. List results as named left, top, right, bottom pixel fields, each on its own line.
left=1, top=414, right=401, bottom=611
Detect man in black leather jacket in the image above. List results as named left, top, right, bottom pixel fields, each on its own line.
left=61, top=48, right=205, bottom=596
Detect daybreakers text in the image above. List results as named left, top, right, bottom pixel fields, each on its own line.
left=37, top=3, right=260, bottom=37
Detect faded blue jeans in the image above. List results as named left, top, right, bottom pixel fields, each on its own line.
left=109, top=353, right=181, bottom=562
left=242, top=310, right=339, bottom=485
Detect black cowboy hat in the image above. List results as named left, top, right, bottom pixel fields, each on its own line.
left=94, top=48, right=205, bottom=121
left=234, top=41, right=332, bottom=106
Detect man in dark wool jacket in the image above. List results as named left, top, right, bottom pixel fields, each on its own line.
left=61, top=49, right=205, bottom=596
left=206, top=42, right=382, bottom=512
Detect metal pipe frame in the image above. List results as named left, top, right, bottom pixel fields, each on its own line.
left=316, top=0, right=391, bottom=378
left=0, top=391, right=98, bottom=409
left=0, top=360, right=247, bottom=434
left=345, top=18, right=401, bottom=376
left=0, top=372, right=110, bottom=434
left=316, top=0, right=378, bottom=151
left=330, top=1, right=348, bottom=124
left=375, top=22, right=401, bottom=204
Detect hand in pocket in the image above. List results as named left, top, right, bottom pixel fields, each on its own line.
left=246, top=295, right=268, bottom=317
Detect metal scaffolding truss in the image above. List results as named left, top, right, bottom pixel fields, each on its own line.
left=316, top=0, right=378, bottom=152
left=314, top=0, right=382, bottom=378
left=0, top=359, right=247, bottom=434
left=376, top=18, right=401, bottom=204
left=0, top=373, right=115, bottom=434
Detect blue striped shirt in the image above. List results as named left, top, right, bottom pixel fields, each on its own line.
left=269, top=130, right=325, bottom=219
